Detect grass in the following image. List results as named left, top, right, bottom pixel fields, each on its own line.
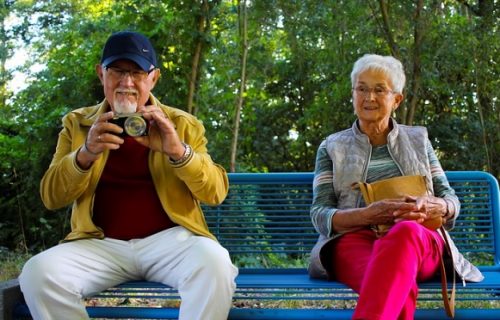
left=0, top=248, right=31, bottom=281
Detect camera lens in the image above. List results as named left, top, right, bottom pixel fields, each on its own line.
left=124, top=116, right=147, bottom=137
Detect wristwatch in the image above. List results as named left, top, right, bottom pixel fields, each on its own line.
left=169, top=143, right=193, bottom=165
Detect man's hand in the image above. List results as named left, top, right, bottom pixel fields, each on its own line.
left=77, top=111, right=124, bottom=169
left=134, top=105, right=186, bottom=160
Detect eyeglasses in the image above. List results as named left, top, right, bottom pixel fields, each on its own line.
left=353, top=86, right=396, bottom=98
left=105, top=66, right=155, bottom=81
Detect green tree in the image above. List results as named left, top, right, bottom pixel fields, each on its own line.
left=0, top=0, right=498, bottom=253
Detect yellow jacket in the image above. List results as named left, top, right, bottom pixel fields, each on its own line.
left=40, top=94, right=228, bottom=242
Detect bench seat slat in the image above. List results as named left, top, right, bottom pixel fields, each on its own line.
left=7, top=307, right=488, bottom=320
left=92, top=268, right=500, bottom=294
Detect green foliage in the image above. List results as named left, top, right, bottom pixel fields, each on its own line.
left=0, top=0, right=498, bottom=253
left=0, top=247, right=31, bottom=281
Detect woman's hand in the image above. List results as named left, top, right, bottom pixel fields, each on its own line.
left=364, top=199, right=421, bottom=225
left=332, top=196, right=446, bottom=234
left=393, top=195, right=447, bottom=224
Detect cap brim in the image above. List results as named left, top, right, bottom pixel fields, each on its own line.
left=102, top=53, right=153, bottom=71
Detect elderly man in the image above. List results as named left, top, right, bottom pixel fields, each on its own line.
left=19, top=31, right=237, bottom=320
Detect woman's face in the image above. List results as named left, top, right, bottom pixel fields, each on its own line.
left=352, top=69, right=403, bottom=126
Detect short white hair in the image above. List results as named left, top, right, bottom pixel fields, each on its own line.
left=350, top=54, right=406, bottom=93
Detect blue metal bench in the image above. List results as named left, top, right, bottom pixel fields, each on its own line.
left=2, top=171, right=500, bottom=319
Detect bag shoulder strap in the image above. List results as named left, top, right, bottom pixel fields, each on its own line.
left=355, top=182, right=374, bottom=204
left=438, top=226, right=456, bottom=318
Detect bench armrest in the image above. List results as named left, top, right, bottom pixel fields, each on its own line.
left=0, top=279, right=22, bottom=320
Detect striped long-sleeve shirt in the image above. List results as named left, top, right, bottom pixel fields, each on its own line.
left=310, top=141, right=458, bottom=238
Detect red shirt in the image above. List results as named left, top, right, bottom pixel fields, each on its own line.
left=92, top=137, right=177, bottom=240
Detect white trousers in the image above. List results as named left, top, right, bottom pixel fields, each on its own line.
left=19, top=226, right=238, bottom=320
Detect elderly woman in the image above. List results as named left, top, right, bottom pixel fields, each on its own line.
left=308, top=54, right=483, bottom=319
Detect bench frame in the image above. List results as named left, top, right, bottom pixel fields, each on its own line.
left=2, top=171, right=500, bottom=319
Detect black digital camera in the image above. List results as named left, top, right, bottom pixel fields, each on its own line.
left=110, top=113, right=149, bottom=137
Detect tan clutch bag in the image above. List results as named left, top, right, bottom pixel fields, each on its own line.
left=355, top=175, right=443, bottom=237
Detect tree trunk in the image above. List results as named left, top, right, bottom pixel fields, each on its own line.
left=377, top=0, right=400, bottom=59
left=377, top=0, right=426, bottom=126
left=187, top=0, right=210, bottom=115
left=473, top=0, right=495, bottom=174
left=406, top=0, right=424, bottom=125
left=230, top=0, right=248, bottom=173
left=376, top=0, right=406, bottom=123
left=0, top=3, right=9, bottom=107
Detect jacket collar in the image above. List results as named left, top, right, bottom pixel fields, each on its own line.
left=352, top=117, right=399, bottom=144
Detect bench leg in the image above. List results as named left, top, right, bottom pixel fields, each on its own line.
left=0, top=279, right=25, bottom=320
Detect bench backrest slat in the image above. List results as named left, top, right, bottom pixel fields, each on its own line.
left=202, top=171, right=500, bottom=268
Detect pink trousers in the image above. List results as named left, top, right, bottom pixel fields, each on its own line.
left=331, top=221, right=445, bottom=320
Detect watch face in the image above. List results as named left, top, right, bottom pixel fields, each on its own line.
left=124, top=115, right=148, bottom=137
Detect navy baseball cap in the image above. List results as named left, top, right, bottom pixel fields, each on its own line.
left=101, top=31, right=157, bottom=71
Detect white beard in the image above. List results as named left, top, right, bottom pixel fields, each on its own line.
left=113, top=99, right=138, bottom=114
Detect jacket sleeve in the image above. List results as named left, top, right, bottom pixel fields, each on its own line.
left=171, top=114, right=229, bottom=205
left=426, top=140, right=460, bottom=229
left=40, top=113, right=93, bottom=210
left=310, top=141, right=339, bottom=237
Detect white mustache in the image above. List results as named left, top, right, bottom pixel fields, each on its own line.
left=115, top=88, right=138, bottom=95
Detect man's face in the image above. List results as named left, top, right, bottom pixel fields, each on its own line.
left=96, top=59, right=160, bottom=113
